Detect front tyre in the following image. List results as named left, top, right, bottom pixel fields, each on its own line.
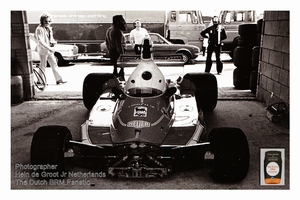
left=206, top=127, right=250, bottom=183
left=30, top=126, right=73, bottom=178
left=183, top=73, right=218, bottom=111
left=82, top=73, right=114, bottom=110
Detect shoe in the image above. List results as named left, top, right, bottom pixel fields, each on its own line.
left=217, top=72, right=222, bottom=75
left=56, top=80, right=67, bottom=85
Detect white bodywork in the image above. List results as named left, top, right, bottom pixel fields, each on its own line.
left=81, top=91, right=202, bottom=145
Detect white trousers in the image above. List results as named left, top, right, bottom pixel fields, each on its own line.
left=39, top=53, right=62, bottom=82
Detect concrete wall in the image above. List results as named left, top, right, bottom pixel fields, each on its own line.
left=11, top=11, right=35, bottom=101
left=257, top=11, right=289, bottom=109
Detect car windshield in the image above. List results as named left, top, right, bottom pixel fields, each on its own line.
left=150, top=35, right=167, bottom=44
left=126, top=87, right=163, bottom=97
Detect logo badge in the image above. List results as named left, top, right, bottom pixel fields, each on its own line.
left=134, top=106, right=147, bottom=117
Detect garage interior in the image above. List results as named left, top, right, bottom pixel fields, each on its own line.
left=11, top=11, right=290, bottom=123
left=10, top=10, right=291, bottom=190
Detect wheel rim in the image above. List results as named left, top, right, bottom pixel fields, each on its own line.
left=33, top=68, right=47, bottom=91
left=182, top=53, right=189, bottom=64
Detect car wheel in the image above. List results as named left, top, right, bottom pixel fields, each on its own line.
left=206, top=127, right=249, bottom=183
left=54, top=53, right=69, bottom=66
left=82, top=73, right=115, bottom=110
left=31, top=126, right=73, bottom=178
left=177, top=51, right=190, bottom=64
left=183, top=73, right=218, bottom=111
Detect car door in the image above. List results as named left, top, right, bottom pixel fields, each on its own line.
left=150, top=34, right=171, bottom=56
left=124, top=35, right=135, bottom=54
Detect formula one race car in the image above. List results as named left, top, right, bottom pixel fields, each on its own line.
left=31, top=38, right=249, bottom=183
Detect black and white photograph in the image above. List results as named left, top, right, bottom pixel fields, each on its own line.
left=7, top=0, right=297, bottom=198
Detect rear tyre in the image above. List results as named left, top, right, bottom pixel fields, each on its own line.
left=250, top=70, right=258, bottom=94
left=183, top=73, right=218, bottom=111
left=229, top=37, right=239, bottom=59
left=252, top=46, right=260, bottom=70
left=238, top=24, right=257, bottom=37
left=82, top=73, right=114, bottom=110
left=233, top=46, right=253, bottom=69
left=31, top=126, right=73, bottom=178
left=206, top=127, right=250, bottom=183
left=238, top=36, right=257, bottom=47
left=233, top=68, right=251, bottom=89
left=257, top=19, right=263, bottom=34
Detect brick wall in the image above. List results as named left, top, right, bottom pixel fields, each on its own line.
left=257, top=11, right=289, bottom=109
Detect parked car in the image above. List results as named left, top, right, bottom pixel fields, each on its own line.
left=29, top=33, right=79, bottom=66
left=100, top=33, right=201, bottom=64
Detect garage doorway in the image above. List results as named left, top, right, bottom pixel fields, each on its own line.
left=33, top=54, right=256, bottom=100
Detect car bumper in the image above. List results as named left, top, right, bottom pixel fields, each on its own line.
left=63, top=54, right=80, bottom=61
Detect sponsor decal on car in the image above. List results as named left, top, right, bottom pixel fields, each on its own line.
left=127, top=120, right=151, bottom=128
left=134, top=106, right=147, bottom=117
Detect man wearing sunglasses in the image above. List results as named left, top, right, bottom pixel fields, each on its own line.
left=35, top=12, right=67, bottom=85
left=200, top=16, right=227, bottom=75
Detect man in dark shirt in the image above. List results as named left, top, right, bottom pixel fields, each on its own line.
left=200, top=16, right=227, bottom=74
left=106, top=15, right=127, bottom=80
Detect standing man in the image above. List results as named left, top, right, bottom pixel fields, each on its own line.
left=129, top=20, right=149, bottom=54
left=200, top=16, right=227, bottom=74
left=105, top=15, right=127, bottom=80
left=35, top=12, right=67, bottom=84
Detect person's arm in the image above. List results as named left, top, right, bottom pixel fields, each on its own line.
left=115, top=30, right=125, bottom=54
left=144, top=28, right=149, bottom=37
left=221, top=27, right=227, bottom=40
left=49, top=27, right=57, bottom=45
left=129, top=30, right=135, bottom=46
left=35, top=28, right=51, bottom=50
left=200, top=28, right=209, bottom=38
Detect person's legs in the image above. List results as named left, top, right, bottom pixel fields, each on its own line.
left=215, top=45, right=223, bottom=74
left=47, top=53, right=64, bottom=82
left=38, top=54, right=48, bottom=83
left=134, top=44, right=142, bottom=54
left=110, top=50, right=119, bottom=76
left=205, top=45, right=213, bottom=73
left=39, top=54, right=47, bottom=73
left=118, top=67, right=125, bottom=81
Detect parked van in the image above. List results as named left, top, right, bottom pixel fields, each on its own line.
left=26, top=10, right=206, bottom=57
left=165, top=10, right=206, bottom=50
left=218, top=10, right=263, bottom=57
